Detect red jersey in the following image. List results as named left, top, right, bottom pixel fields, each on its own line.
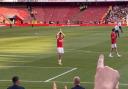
left=57, top=37, right=64, bottom=47
left=111, top=31, right=117, bottom=44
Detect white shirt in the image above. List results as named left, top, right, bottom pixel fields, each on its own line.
left=114, top=25, right=119, bottom=31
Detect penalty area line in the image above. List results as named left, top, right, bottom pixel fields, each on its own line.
left=44, top=68, right=77, bottom=82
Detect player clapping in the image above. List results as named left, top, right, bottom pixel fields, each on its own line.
left=56, top=29, right=65, bottom=65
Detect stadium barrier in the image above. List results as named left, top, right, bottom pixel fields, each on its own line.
left=1, top=24, right=127, bottom=27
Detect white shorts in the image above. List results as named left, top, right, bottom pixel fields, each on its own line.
left=111, top=44, right=117, bottom=48
left=57, top=47, right=64, bottom=54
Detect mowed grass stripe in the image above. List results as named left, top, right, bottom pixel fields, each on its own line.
left=0, top=26, right=127, bottom=89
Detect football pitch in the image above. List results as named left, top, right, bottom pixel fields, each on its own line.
left=0, top=26, right=127, bottom=89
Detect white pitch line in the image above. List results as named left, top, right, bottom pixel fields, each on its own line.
left=66, top=49, right=128, bottom=54
left=0, top=66, right=73, bottom=69
left=44, top=68, right=77, bottom=82
left=0, top=80, right=43, bottom=83
left=0, top=54, right=32, bottom=57
left=51, top=81, right=93, bottom=84
left=0, top=60, right=32, bottom=63
left=65, top=49, right=103, bottom=53
left=51, top=81, right=128, bottom=86
left=0, top=80, right=10, bottom=82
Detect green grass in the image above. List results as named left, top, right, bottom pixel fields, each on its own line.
left=0, top=26, right=127, bottom=89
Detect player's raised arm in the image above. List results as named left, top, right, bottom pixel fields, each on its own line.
left=56, top=30, right=61, bottom=38
left=59, top=28, right=65, bottom=38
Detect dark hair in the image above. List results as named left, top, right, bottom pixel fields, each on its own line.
left=12, top=76, right=19, bottom=83
left=112, top=28, right=115, bottom=32
left=59, top=32, right=62, bottom=35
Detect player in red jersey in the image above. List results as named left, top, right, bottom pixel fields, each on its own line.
left=56, top=29, right=65, bottom=65
left=109, top=28, right=121, bottom=57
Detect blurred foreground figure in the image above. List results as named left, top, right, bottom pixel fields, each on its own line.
left=7, top=76, right=25, bottom=89
left=94, top=54, right=120, bottom=89
left=71, top=76, right=85, bottom=89
left=52, top=81, right=57, bottom=89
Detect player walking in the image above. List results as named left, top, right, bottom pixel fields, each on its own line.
left=109, top=28, right=121, bottom=57
left=115, top=21, right=123, bottom=38
left=114, top=24, right=120, bottom=38
left=118, top=21, right=123, bottom=33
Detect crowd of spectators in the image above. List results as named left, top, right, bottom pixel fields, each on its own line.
left=105, top=5, right=128, bottom=24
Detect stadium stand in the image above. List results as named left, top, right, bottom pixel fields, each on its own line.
left=33, top=6, right=109, bottom=24
left=0, top=6, right=32, bottom=24
left=70, top=6, right=109, bottom=24
left=33, top=6, right=79, bottom=24
left=0, top=14, right=10, bottom=24
left=0, top=2, right=127, bottom=25
left=105, top=5, right=128, bottom=24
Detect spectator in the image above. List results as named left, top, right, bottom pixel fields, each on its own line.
left=7, top=76, right=25, bottom=89
left=71, top=76, right=85, bottom=89
left=105, top=5, right=128, bottom=24
left=94, top=54, right=120, bottom=89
